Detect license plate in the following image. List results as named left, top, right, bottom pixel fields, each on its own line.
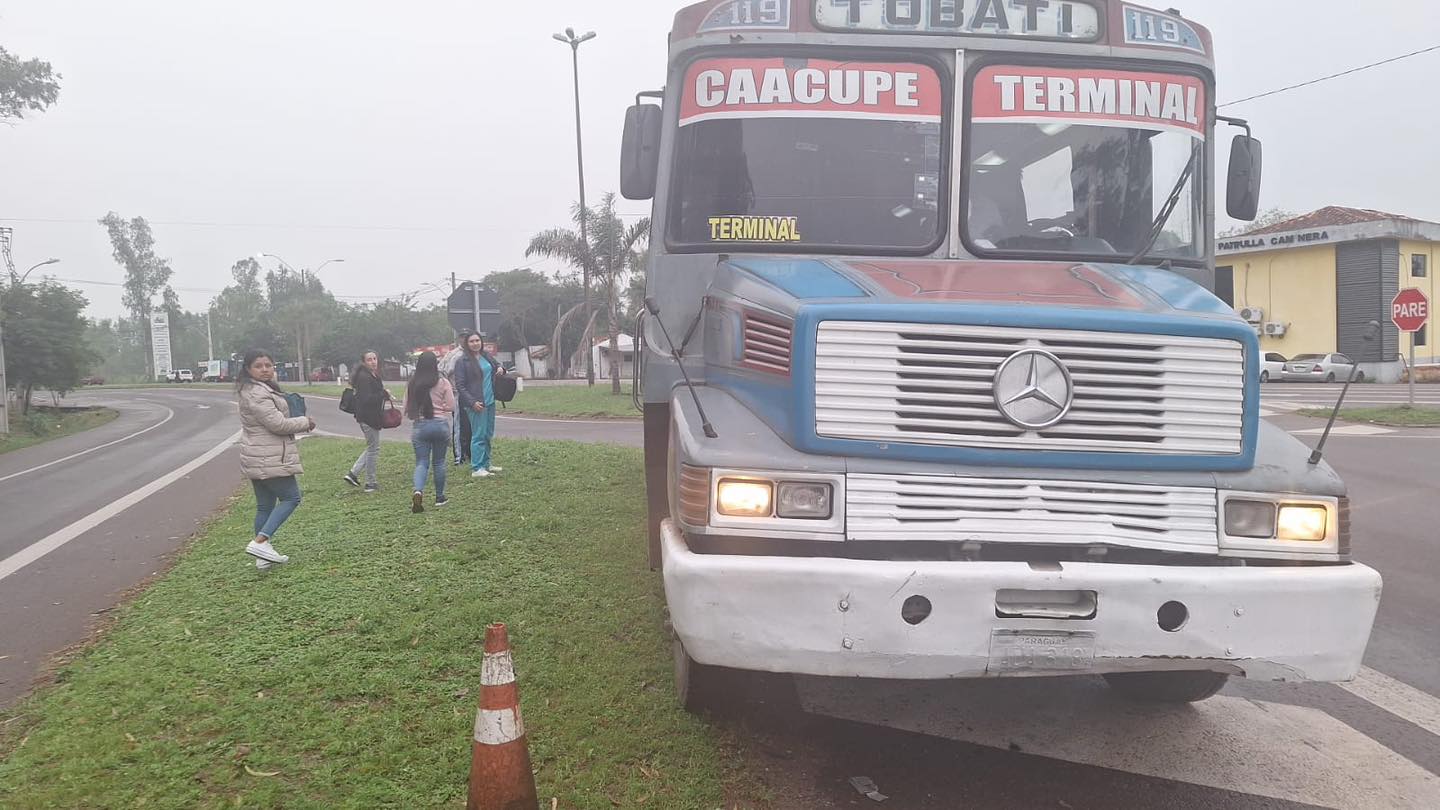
left=988, top=630, right=1096, bottom=674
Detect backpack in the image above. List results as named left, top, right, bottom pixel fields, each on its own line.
left=339, top=387, right=357, bottom=414
left=283, top=392, right=308, bottom=417
left=493, top=373, right=517, bottom=403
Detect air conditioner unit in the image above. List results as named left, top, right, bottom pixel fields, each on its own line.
left=1238, top=306, right=1265, bottom=324
left=1263, top=322, right=1288, bottom=337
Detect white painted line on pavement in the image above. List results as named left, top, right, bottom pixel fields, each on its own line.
left=0, top=430, right=241, bottom=583
left=1291, top=424, right=1395, bottom=436
left=0, top=403, right=176, bottom=485
left=799, top=677, right=1440, bottom=807
left=1342, top=666, right=1440, bottom=739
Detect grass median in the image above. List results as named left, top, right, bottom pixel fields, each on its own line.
left=0, top=406, right=118, bottom=456
left=1296, top=405, right=1440, bottom=427
left=0, top=437, right=729, bottom=808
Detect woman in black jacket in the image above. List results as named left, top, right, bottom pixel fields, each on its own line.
left=343, top=351, right=392, bottom=492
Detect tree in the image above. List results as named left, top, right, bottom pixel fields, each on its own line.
left=0, top=46, right=60, bottom=123
left=99, top=214, right=174, bottom=379
left=526, top=193, right=650, bottom=393
left=210, top=258, right=280, bottom=361
left=1, top=281, right=93, bottom=412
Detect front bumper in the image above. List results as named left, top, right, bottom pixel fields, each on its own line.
left=662, top=521, right=1382, bottom=682
left=1282, top=370, right=1329, bottom=381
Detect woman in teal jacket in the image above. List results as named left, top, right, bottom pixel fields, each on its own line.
left=453, top=332, right=506, bottom=478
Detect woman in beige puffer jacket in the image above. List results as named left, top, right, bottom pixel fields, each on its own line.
left=236, top=350, right=315, bottom=568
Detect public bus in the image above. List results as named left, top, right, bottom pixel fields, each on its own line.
left=620, top=0, right=1380, bottom=709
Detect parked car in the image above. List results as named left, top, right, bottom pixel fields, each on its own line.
left=81, top=375, right=106, bottom=386
left=309, top=368, right=336, bottom=382
left=168, top=369, right=195, bottom=383
left=1282, top=353, right=1361, bottom=383
left=1260, top=352, right=1286, bottom=383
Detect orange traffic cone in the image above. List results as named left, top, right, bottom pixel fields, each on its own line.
left=467, top=623, right=539, bottom=810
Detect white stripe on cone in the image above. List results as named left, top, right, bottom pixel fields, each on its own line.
left=481, top=651, right=516, bottom=686
left=474, top=707, right=525, bottom=745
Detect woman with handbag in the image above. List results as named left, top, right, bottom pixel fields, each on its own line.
left=236, top=349, right=316, bottom=568
left=453, top=332, right=507, bottom=478
left=343, top=350, right=394, bottom=492
left=404, top=351, right=455, bottom=512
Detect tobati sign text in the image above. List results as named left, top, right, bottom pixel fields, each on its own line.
left=709, top=216, right=803, bottom=242
left=680, top=58, right=942, bottom=127
left=972, top=65, right=1206, bottom=139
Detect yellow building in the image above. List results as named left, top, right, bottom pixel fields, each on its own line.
left=1217, top=207, right=1438, bottom=382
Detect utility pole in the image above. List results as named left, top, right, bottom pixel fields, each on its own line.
left=555, top=27, right=597, bottom=386
left=206, top=310, right=214, bottom=361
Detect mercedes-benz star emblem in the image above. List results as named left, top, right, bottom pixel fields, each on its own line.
left=993, top=350, right=1074, bottom=430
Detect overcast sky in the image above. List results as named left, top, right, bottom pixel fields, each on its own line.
left=1, top=1, right=1436, bottom=319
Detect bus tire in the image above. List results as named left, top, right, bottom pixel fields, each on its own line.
left=673, top=638, right=725, bottom=714
left=1103, top=671, right=1229, bottom=703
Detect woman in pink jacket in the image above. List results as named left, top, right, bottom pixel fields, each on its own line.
left=404, top=351, right=456, bottom=513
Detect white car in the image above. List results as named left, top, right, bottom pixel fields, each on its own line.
left=1260, top=352, right=1286, bottom=383
left=168, top=369, right=195, bottom=383
left=1282, top=353, right=1361, bottom=383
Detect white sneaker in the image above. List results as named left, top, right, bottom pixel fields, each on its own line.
left=246, top=540, right=289, bottom=564
left=470, top=469, right=491, bottom=478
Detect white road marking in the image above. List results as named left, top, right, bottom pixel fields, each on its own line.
left=798, top=676, right=1440, bottom=807
left=0, top=403, right=176, bottom=485
left=1342, top=666, right=1440, bottom=738
left=0, top=430, right=241, bottom=582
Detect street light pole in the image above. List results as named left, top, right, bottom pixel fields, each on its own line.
left=555, top=27, right=597, bottom=386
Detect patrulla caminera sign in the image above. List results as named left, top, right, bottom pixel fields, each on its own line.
left=1391, top=288, right=1430, bottom=333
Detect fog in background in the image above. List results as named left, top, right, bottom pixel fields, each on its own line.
left=1, top=0, right=1435, bottom=318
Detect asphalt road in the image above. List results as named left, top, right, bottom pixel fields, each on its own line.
left=2, top=383, right=1435, bottom=808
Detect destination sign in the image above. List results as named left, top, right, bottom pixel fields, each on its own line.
left=679, top=57, right=943, bottom=127
left=814, top=0, right=1100, bottom=39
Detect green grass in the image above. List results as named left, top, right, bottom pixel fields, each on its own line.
left=0, top=438, right=729, bottom=809
left=0, top=406, right=119, bottom=455
left=506, top=383, right=638, bottom=419
left=1297, top=405, right=1440, bottom=427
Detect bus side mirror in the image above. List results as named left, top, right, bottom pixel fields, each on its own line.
left=621, top=102, right=663, bottom=201
left=1226, top=134, right=1263, bottom=221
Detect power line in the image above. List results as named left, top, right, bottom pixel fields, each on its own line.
left=1220, top=43, right=1440, bottom=107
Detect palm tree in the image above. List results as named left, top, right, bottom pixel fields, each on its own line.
left=526, top=193, right=650, bottom=393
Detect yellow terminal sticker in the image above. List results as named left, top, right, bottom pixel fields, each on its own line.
left=708, top=215, right=802, bottom=242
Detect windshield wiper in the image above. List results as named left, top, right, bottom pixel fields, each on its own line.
left=1128, top=140, right=1202, bottom=264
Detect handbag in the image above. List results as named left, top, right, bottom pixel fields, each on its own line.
left=339, top=387, right=357, bottom=414
left=380, top=401, right=403, bottom=429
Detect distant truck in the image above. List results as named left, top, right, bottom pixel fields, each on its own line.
left=202, top=360, right=234, bottom=383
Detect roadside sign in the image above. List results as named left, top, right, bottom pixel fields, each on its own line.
left=447, top=283, right=500, bottom=335
left=1391, top=288, right=1430, bottom=333
left=1392, top=288, right=1430, bottom=407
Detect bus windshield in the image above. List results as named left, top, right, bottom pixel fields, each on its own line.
left=669, top=57, right=945, bottom=252
left=965, top=64, right=1206, bottom=262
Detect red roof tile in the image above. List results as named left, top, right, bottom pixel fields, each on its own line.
left=1244, top=206, right=1419, bottom=236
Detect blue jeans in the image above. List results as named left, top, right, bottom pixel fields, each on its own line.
left=252, top=476, right=302, bottom=540
left=412, top=417, right=450, bottom=498
left=468, top=406, right=495, bottom=471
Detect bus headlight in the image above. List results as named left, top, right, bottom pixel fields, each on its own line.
left=716, top=479, right=773, bottom=517
left=776, top=482, right=833, bottom=520
left=1219, top=492, right=1341, bottom=559
left=1277, top=505, right=1328, bottom=542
